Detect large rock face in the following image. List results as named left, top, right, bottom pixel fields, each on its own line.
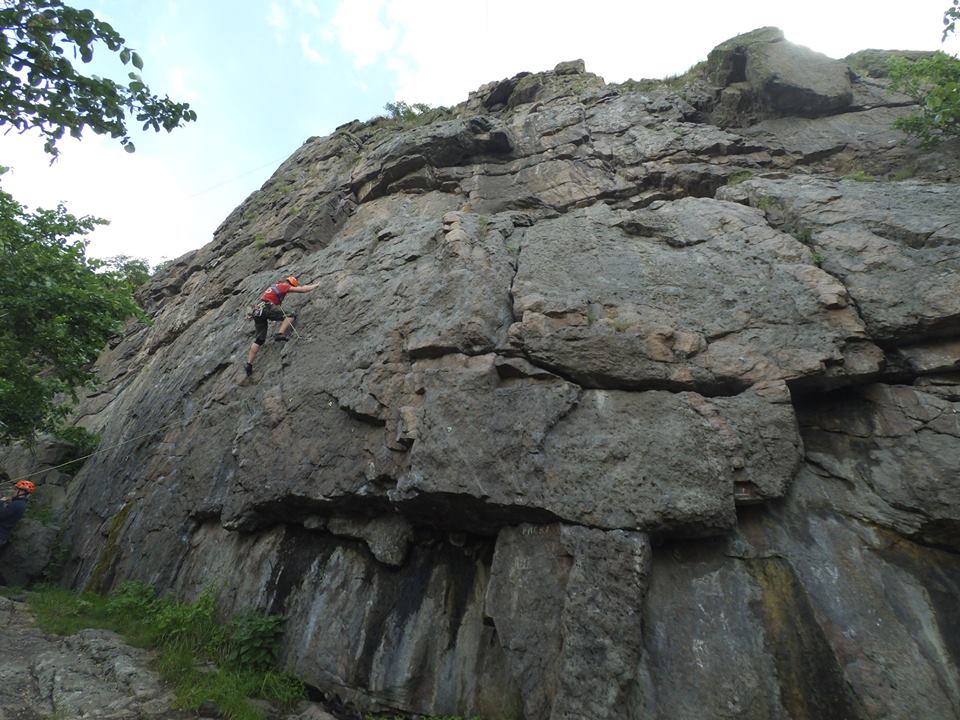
left=7, top=28, right=958, bottom=720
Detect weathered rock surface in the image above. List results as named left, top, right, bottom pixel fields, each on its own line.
left=0, top=519, right=59, bottom=587
left=506, top=200, right=879, bottom=392
left=485, top=524, right=650, bottom=720
left=718, top=176, right=960, bottom=343
left=798, top=382, right=960, bottom=549
left=0, top=601, right=187, bottom=720
left=3, top=26, right=956, bottom=720
left=707, top=27, right=853, bottom=123
left=642, top=462, right=960, bottom=720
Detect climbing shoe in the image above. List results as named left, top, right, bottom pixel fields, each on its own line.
left=244, top=362, right=253, bottom=377
left=274, top=333, right=289, bottom=342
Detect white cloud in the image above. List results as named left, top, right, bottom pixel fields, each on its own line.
left=292, top=0, right=322, bottom=17
left=300, top=32, right=328, bottom=64
left=331, top=0, right=398, bottom=68
left=167, top=67, right=201, bottom=104
left=327, top=0, right=959, bottom=108
left=267, top=2, right=288, bottom=42
left=0, top=132, right=221, bottom=266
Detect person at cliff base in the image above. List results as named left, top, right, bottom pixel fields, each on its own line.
left=0, top=480, right=35, bottom=547
left=245, top=275, right=320, bottom=377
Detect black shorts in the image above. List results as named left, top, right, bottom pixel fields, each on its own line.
left=252, top=303, right=291, bottom=345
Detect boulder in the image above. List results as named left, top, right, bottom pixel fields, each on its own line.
left=0, top=519, right=60, bottom=587
left=707, top=26, right=853, bottom=123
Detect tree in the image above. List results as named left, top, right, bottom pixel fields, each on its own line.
left=888, top=2, right=960, bottom=144
left=0, top=1, right=194, bottom=441
left=0, top=0, right=197, bottom=157
left=101, top=254, right=151, bottom=293
left=0, top=182, right=142, bottom=441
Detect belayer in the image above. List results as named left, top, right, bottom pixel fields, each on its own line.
left=245, top=275, right=319, bottom=376
left=0, top=480, right=35, bottom=547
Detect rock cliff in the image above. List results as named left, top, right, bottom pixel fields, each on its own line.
left=8, top=27, right=960, bottom=720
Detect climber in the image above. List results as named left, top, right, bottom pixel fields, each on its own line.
left=0, top=480, right=35, bottom=547
left=245, top=275, right=319, bottom=377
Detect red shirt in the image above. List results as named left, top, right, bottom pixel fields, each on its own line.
left=261, top=282, right=292, bottom=305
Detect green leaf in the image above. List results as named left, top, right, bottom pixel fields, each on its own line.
left=0, top=1, right=194, bottom=157
left=123, top=141, right=135, bottom=153
left=0, top=187, right=144, bottom=441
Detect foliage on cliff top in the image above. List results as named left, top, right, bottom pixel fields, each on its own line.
left=889, top=51, right=960, bottom=144
left=887, top=2, right=960, bottom=145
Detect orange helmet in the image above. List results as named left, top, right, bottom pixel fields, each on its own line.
left=14, top=480, right=35, bottom=494
left=286, top=276, right=299, bottom=287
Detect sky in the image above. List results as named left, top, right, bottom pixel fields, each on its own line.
left=0, top=0, right=957, bottom=266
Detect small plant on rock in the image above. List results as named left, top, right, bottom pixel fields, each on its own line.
left=726, top=170, right=753, bottom=186
left=843, top=169, right=876, bottom=182
left=891, top=165, right=916, bottom=181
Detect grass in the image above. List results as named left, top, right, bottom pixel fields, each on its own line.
left=617, top=60, right=707, bottom=93
left=28, top=582, right=305, bottom=720
left=843, top=169, right=876, bottom=182
left=891, top=165, right=916, bottom=181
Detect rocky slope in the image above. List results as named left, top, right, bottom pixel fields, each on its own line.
left=4, top=27, right=960, bottom=720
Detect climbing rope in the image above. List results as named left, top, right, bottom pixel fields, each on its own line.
left=0, top=420, right=181, bottom=490
left=277, top=302, right=304, bottom=341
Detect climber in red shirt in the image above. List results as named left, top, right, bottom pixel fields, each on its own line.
left=245, top=275, right=319, bottom=377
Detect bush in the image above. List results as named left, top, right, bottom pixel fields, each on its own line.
left=889, top=51, right=960, bottom=145
left=224, top=612, right=285, bottom=671
left=371, top=101, right=451, bottom=128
